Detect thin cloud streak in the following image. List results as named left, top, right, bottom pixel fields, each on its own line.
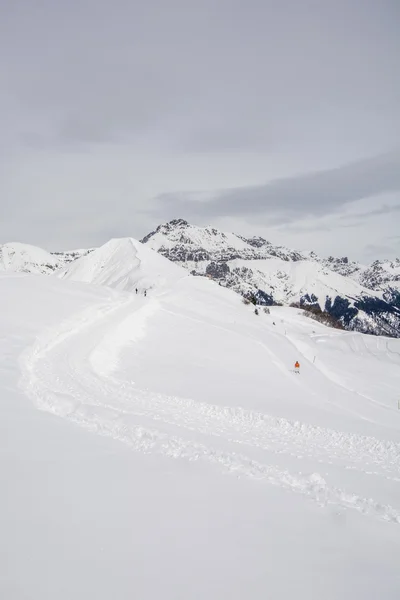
left=151, top=151, right=400, bottom=223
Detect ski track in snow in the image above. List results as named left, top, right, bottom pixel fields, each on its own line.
left=19, top=294, right=400, bottom=524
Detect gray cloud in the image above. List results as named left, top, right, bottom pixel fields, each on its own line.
left=151, top=151, right=400, bottom=223
left=332, top=203, right=400, bottom=229
left=354, top=203, right=400, bottom=218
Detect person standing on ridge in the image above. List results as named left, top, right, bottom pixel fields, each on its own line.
left=294, top=361, right=300, bottom=373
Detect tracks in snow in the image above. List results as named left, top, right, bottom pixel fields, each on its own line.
left=19, top=293, right=400, bottom=524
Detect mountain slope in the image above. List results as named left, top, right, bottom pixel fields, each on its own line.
left=1, top=243, right=400, bottom=598
left=141, top=218, right=310, bottom=262
left=58, top=237, right=187, bottom=292
left=142, top=219, right=400, bottom=337
left=358, top=258, right=400, bottom=291
left=0, top=242, right=62, bottom=275
left=2, top=221, right=399, bottom=338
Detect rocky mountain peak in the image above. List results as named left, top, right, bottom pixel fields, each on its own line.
left=164, top=218, right=190, bottom=230
left=141, top=219, right=190, bottom=245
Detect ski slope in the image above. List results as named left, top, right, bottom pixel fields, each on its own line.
left=2, top=239, right=400, bottom=599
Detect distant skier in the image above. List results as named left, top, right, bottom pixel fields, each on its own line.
left=294, top=361, right=300, bottom=373
left=144, top=290, right=147, bottom=297
left=135, top=288, right=138, bottom=294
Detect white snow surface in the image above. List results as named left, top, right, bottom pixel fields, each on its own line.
left=58, top=237, right=186, bottom=293
left=1, top=238, right=400, bottom=599
left=0, top=241, right=61, bottom=274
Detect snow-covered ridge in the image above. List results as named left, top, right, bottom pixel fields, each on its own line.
left=359, top=258, right=400, bottom=291
left=141, top=219, right=400, bottom=287
left=141, top=220, right=400, bottom=338
left=2, top=221, right=400, bottom=337
left=0, top=242, right=61, bottom=275
left=58, top=237, right=187, bottom=293
left=141, top=218, right=310, bottom=263
left=51, top=248, right=94, bottom=265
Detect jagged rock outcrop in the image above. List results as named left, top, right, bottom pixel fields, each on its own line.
left=358, top=259, right=400, bottom=290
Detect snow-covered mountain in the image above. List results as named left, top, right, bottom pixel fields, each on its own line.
left=0, top=242, right=92, bottom=275
left=142, top=219, right=400, bottom=337
left=358, top=258, right=400, bottom=291
left=51, top=247, right=94, bottom=265
left=0, top=242, right=62, bottom=275
left=2, top=221, right=399, bottom=338
left=141, top=218, right=310, bottom=263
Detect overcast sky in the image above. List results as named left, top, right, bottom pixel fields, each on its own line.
left=1, top=0, right=399, bottom=262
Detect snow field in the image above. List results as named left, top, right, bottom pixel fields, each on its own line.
left=2, top=238, right=400, bottom=599
left=18, top=241, right=400, bottom=523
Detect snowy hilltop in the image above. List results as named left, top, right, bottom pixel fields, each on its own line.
left=58, top=237, right=188, bottom=293
left=0, top=242, right=92, bottom=275
left=0, top=242, right=62, bottom=275
left=141, top=219, right=400, bottom=338
left=1, top=222, right=399, bottom=337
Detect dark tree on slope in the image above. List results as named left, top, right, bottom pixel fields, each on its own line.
left=300, top=293, right=321, bottom=311
left=254, top=289, right=275, bottom=306
left=206, top=261, right=230, bottom=279
left=302, top=305, right=344, bottom=330
left=325, top=296, right=358, bottom=326
left=383, top=288, right=400, bottom=309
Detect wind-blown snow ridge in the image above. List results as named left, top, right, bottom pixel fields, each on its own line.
left=89, top=297, right=160, bottom=377
left=19, top=288, right=400, bottom=524
left=58, top=237, right=187, bottom=293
